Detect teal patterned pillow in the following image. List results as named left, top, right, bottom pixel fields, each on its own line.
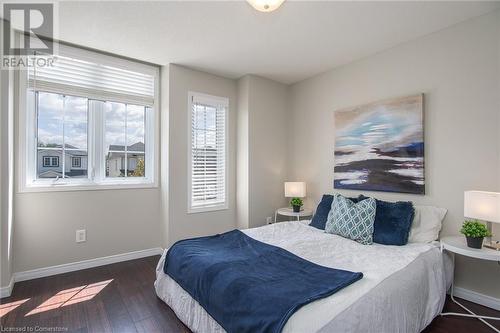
left=325, top=194, right=376, bottom=245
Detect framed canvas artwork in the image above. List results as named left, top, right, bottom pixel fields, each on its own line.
left=333, top=94, right=424, bottom=194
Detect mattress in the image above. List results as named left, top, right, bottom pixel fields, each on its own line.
left=155, top=221, right=452, bottom=333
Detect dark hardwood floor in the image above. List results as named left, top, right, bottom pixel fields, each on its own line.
left=1, top=255, right=499, bottom=333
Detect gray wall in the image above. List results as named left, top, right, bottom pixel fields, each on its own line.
left=13, top=189, right=163, bottom=272
left=160, top=66, right=170, bottom=249
left=167, top=64, right=238, bottom=244
left=1, top=61, right=14, bottom=289
left=237, top=75, right=289, bottom=228
left=236, top=76, right=250, bottom=229
left=287, top=11, right=500, bottom=297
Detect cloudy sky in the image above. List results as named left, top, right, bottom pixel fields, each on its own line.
left=38, top=92, right=87, bottom=149
left=105, top=102, right=145, bottom=152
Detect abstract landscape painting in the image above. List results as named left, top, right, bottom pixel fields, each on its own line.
left=334, top=94, right=424, bottom=194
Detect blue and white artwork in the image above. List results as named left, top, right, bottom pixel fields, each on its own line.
left=334, top=94, right=424, bottom=194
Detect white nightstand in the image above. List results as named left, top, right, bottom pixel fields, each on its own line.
left=440, top=236, right=500, bottom=332
left=274, top=207, right=313, bottom=223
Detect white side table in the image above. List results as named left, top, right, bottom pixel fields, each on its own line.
left=440, top=236, right=500, bottom=332
left=274, top=207, right=313, bottom=223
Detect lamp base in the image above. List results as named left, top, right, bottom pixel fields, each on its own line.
left=483, top=222, right=499, bottom=251
left=483, top=240, right=500, bottom=251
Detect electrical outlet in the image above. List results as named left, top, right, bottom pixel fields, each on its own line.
left=266, top=217, right=273, bottom=224
left=76, top=229, right=86, bottom=243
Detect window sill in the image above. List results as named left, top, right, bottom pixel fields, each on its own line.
left=187, top=204, right=228, bottom=214
left=19, top=180, right=158, bottom=193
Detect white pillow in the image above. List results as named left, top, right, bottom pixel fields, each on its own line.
left=408, top=205, right=447, bottom=243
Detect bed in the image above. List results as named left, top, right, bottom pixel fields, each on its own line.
left=155, top=220, right=452, bottom=333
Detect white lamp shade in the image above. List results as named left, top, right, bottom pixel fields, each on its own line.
left=464, top=191, right=500, bottom=223
left=284, top=182, right=306, bottom=198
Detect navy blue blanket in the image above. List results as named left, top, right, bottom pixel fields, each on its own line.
left=164, top=230, right=363, bottom=333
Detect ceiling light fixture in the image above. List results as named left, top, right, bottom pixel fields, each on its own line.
left=246, top=0, right=286, bottom=12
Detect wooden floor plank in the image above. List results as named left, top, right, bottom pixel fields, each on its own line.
left=1, top=255, right=498, bottom=333
left=135, top=316, right=164, bottom=333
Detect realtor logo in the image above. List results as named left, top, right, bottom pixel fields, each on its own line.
left=2, top=3, right=54, bottom=55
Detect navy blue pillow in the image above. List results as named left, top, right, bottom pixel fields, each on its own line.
left=309, top=194, right=359, bottom=230
left=359, top=195, right=415, bottom=246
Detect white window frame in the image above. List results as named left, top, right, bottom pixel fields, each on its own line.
left=18, top=42, right=160, bottom=193
left=187, top=92, right=229, bottom=213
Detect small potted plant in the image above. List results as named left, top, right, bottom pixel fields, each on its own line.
left=460, top=220, right=492, bottom=249
left=290, top=197, right=303, bottom=213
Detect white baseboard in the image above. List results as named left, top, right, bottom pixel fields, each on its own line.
left=0, top=247, right=163, bottom=298
left=0, top=277, right=14, bottom=298
left=452, top=287, right=500, bottom=311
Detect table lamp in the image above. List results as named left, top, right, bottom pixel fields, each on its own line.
left=464, top=191, right=500, bottom=250
left=285, top=182, right=306, bottom=212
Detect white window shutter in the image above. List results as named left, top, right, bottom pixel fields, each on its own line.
left=28, top=47, right=155, bottom=106
left=189, top=93, right=228, bottom=212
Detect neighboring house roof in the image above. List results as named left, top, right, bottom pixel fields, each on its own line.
left=37, top=148, right=87, bottom=156
left=39, top=170, right=63, bottom=178
left=67, top=151, right=87, bottom=156
left=108, top=142, right=145, bottom=152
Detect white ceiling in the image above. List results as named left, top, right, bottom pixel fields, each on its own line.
left=58, top=1, right=500, bottom=84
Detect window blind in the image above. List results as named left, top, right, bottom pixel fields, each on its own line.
left=190, top=94, right=227, bottom=210
left=28, top=48, right=155, bottom=106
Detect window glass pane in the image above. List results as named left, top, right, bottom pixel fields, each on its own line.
left=37, top=92, right=63, bottom=179
left=36, top=93, right=89, bottom=179
left=38, top=92, right=63, bottom=148
left=105, top=102, right=126, bottom=177
left=64, top=96, right=88, bottom=178
left=64, top=97, right=88, bottom=150
left=127, top=105, right=145, bottom=178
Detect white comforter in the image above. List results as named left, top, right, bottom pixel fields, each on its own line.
left=155, top=221, right=451, bottom=333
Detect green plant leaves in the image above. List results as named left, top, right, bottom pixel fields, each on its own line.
left=290, top=197, right=303, bottom=207
left=460, top=219, right=492, bottom=238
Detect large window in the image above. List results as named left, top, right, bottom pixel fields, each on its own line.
left=188, top=92, right=228, bottom=213
left=20, top=42, right=158, bottom=191
left=104, top=102, right=148, bottom=178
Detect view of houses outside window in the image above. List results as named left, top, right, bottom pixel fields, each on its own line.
left=105, top=102, right=146, bottom=178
